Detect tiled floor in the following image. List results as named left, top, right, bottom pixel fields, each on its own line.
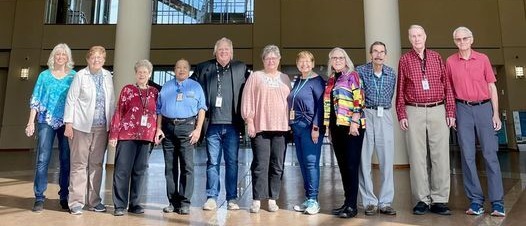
left=0, top=143, right=525, bottom=226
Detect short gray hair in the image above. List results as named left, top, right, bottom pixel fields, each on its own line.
left=47, top=43, right=74, bottom=70
left=134, top=59, right=153, bottom=74
left=408, top=24, right=426, bottom=35
left=261, top=44, right=281, bottom=60
left=453, top=26, right=473, bottom=38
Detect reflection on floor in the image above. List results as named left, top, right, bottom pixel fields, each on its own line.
left=0, top=144, right=525, bottom=226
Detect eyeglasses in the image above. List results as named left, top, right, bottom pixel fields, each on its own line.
left=454, top=36, right=472, bottom=43
left=331, top=56, right=345, bottom=61
left=264, top=57, right=279, bottom=62
left=372, top=50, right=386, bottom=55
left=89, top=56, right=104, bottom=61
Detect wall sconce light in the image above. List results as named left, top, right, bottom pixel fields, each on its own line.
left=20, top=67, right=29, bottom=80
left=516, top=66, right=524, bottom=79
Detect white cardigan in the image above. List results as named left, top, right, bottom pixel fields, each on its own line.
left=64, top=67, right=115, bottom=133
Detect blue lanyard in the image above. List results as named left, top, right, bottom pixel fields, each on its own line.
left=373, top=72, right=383, bottom=105
left=291, top=73, right=312, bottom=107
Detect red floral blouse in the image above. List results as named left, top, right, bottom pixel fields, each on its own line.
left=109, top=84, right=159, bottom=142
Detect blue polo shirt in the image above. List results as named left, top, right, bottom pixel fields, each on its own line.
left=157, top=78, right=207, bottom=118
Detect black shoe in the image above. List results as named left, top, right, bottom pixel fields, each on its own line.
left=128, top=205, right=144, bottom=214
left=339, top=206, right=358, bottom=218
left=430, top=203, right=451, bottom=215
left=413, top=201, right=429, bottom=215
left=60, top=199, right=69, bottom=210
left=177, top=205, right=190, bottom=215
left=114, top=208, right=125, bottom=216
left=163, top=204, right=175, bottom=213
left=32, top=201, right=44, bottom=213
left=331, top=204, right=347, bottom=215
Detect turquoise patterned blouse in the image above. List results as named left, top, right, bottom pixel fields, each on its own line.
left=29, top=69, right=76, bottom=129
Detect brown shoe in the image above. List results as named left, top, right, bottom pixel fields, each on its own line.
left=379, top=206, right=397, bottom=215
left=364, top=205, right=378, bottom=216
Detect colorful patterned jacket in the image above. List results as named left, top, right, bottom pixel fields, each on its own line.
left=323, top=70, right=365, bottom=128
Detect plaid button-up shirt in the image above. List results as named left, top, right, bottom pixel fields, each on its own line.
left=356, top=62, right=396, bottom=109
left=395, top=49, right=455, bottom=120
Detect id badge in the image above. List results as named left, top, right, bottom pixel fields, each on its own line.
left=140, top=115, right=148, bottom=126
left=215, top=96, right=223, bottom=107
left=422, top=79, right=430, bottom=90
left=176, top=93, right=184, bottom=101
left=289, top=110, right=295, bottom=120
left=377, top=106, right=384, bottom=117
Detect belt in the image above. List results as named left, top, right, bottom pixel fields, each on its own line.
left=456, top=99, right=490, bottom=106
left=163, top=116, right=196, bottom=124
left=406, top=101, right=444, bottom=108
left=367, top=106, right=390, bottom=110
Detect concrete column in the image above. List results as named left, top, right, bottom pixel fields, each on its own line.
left=363, top=0, right=408, bottom=165
left=107, top=0, right=152, bottom=165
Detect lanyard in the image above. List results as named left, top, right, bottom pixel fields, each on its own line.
left=373, top=73, right=383, bottom=105
left=420, top=49, right=427, bottom=79
left=136, top=85, right=149, bottom=113
left=216, top=61, right=230, bottom=97
left=291, top=73, right=312, bottom=107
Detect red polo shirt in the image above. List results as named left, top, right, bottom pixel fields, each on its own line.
left=446, top=50, right=496, bottom=101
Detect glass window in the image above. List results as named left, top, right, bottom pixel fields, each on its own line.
left=45, top=0, right=254, bottom=24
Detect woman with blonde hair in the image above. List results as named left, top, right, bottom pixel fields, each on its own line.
left=288, top=51, right=326, bottom=215
left=26, top=43, right=76, bottom=212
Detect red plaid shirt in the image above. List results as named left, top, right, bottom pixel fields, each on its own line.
left=396, top=49, right=455, bottom=120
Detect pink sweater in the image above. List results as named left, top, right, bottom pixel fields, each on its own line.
left=241, top=70, right=291, bottom=133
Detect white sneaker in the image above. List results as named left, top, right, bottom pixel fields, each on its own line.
left=250, top=200, right=260, bottom=213
left=304, top=199, right=320, bottom=215
left=268, top=199, right=279, bottom=212
left=293, top=199, right=308, bottom=212
left=227, top=200, right=240, bottom=210
left=202, top=198, right=217, bottom=211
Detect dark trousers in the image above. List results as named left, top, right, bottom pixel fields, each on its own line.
left=112, top=140, right=150, bottom=209
left=250, top=131, right=287, bottom=200
left=330, top=125, right=365, bottom=208
left=161, top=118, right=195, bottom=207
left=456, top=101, right=504, bottom=204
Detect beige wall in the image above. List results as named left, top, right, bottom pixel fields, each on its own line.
left=0, top=0, right=525, bottom=149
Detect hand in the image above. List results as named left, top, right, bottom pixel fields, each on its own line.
left=247, top=123, right=256, bottom=138
left=189, top=129, right=201, bottom=145
left=109, top=139, right=118, bottom=147
left=311, top=129, right=320, bottom=144
left=64, top=124, right=74, bottom=139
left=154, top=129, right=165, bottom=145
left=446, top=117, right=456, bottom=129
left=493, top=114, right=502, bottom=131
left=25, top=124, right=35, bottom=137
left=399, top=119, right=409, bottom=131
left=349, top=123, right=360, bottom=136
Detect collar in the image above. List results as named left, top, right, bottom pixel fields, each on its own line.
left=456, top=50, right=479, bottom=61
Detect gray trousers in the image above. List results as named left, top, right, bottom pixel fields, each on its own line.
left=456, top=101, right=504, bottom=205
left=358, top=108, right=395, bottom=208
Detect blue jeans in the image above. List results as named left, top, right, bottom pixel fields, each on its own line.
left=291, top=119, right=323, bottom=200
left=34, top=123, right=70, bottom=201
left=205, top=124, right=239, bottom=200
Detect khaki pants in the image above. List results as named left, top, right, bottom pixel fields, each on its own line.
left=406, top=105, right=450, bottom=205
left=68, top=127, right=108, bottom=208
